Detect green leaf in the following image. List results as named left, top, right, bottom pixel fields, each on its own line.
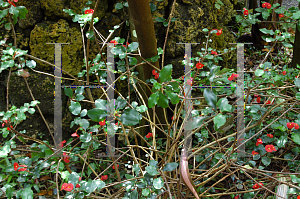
left=155, top=17, right=165, bottom=22
left=153, top=177, right=164, bottom=189
left=87, top=108, right=106, bottom=122
left=94, top=99, right=107, bottom=110
left=259, top=28, right=275, bottom=35
left=160, top=64, right=172, bottom=82
left=26, top=60, right=36, bottom=68
left=165, top=91, right=180, bottom=104
left=136, top=105, right=148, bottom=113
left=0, top=145, right=11, bottom=158
left=95, top=180, right=105, bottom=190
left=261, top=156, right=271, bottom=166
left=5, top=184, right=12, bottom=199
left=142, top=188, right=150, bottom=196
left=145, top=165, right=159, bottom=176
left=115, top=2, right=123, bottom=10
left=80, top=180, right=99, bottom=193
left=128, top=42, right=139, bottom=52
left=79, top=118, right=89, bottom=130
left=63, top=9, right=76, bottom=16
left=290, top=175, right=300, bottom=183
left=148, top=92, right=159, bottom=108
left=185, top=116, right=206, bottom=131
left=277, top=135, right=288, bottom=148
left=116, top=96, right=126, bottom=110
left=21, top=187, right=33, bottom=199
left=204, top=88, right=217, bottom=110
left=0, top=9, right=8, bottom=20
left=255, top=69, right=264, bottom=76
left=217, top=98, right=232, bottom=112
left=157, top=92, right=169, bottom=108
left=243, top=192, right=254, bottom=199
left=1, top=60, right=14, bottom=70
left=291, top=133, right=300, bottom=145
left=75, top=94, right=85, bottom=101
left=150, top=3, right=157, bottom=12
left=86, top=30, right=94, bottom=39
left=69, top=101, right=81, bottom=115
left=253, top=154, right=260, bottom=160
left=130, top=190, right=138, bottom=199
left=125, top=174, right=134, bottom=179
left=120, top=109, right=142, bottom=126
left=293, top=11, right=300, bottom=20
left=68, top=172, right=80, bottom=185
left=214, top=114, right=227, bottom=129
left=16, top=6, right=28, bottom=19
left=295, top=78, right=300, bottom=87
left=75, top=87, right=84, bottom=95
left=9, top=6, right=19, bottom=18
left=215, top=3, right=220, bottom=9
left=163, top=162, right=178, bottom=171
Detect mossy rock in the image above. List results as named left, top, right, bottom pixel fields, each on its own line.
left=29, top=19, right=83, bottom=76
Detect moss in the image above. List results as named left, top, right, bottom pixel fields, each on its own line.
left=29, top=19, right=83, bottom=76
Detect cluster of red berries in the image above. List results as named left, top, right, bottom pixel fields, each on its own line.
left=152, top=70, right=159, bottom=79
left=253, top=94, right=261, bottom=103
left=196, top=62, right=204, bottom=69
left=287, top=122, right=299, bottom=130
left=146, top=132, right=153, bottom=138
left=14, top=162, right=27, bottom=172
left=84, top=9, right=94, bottom=14
left=255, top=137, right=277, bottom=153
left=253, top=182, right=264, bottom=189
left=211, top=50, right=218, bottom=55
left=228, top=73, right=239, bottom=81
left=262, top=2, right=272, bottom=9
left=243, top=8, right=249, bottom=16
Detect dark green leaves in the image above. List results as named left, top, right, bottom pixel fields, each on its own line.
left=16, top=6, right=28, bottom=19
left=87, top=108, right=106, bottom=122
left=69, top=101, right=81, bottom=115
left=64, top=88, right=73, bottom=98
left=145, top=165, right=159, bottom=176
left=80, top=180, right=105, bottom=193
left=128, top=42, right=139, bottom=52
left=185, top=116, right=206, bottom=131
left=292, top=133, right=300, bottom=145
left=163, top=162, right=178, bottom=171
left=120, top=109, right=142, bottom=126
left=165, top=91, right=180, bottom=104
left=157, top=92, right=169, bottom=108
left=0, top=9, right=8, bottom=20
left=213, top=114, right=226, bottom=129
left=217, top=98, right=232, bottom=112
left=160, top=64, right=172, bottom=82
left=204, top=88, right=217, bottom=110
left=148, top=92, right=159, bottom=108
left=116, top=96, right=126, bottom=110
left=94, top=99, right=107, bottom=110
